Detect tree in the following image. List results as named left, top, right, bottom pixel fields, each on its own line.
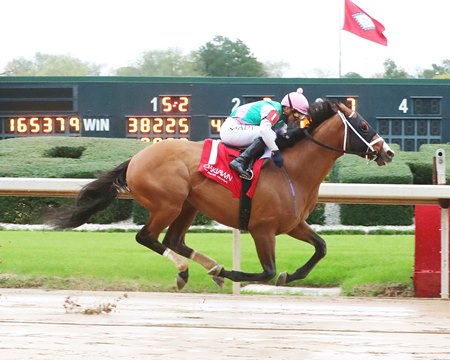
left=193, top=35, right=267, bottom=77
left=4, top=53, right=102, bottom=76
left=342, top=72, right=363, bottom=78
left=382, top=59, right=411, bottom=79
left=419, top=59, right=450, bottom=79
left=115, top=48, right=200, bottom=76
left=114, top=66, right=141, bottom=76
left=435, top=73, right=450, bottom=79
left=263, top=61, right=289, bottom=77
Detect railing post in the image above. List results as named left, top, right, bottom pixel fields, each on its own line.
left=232, top=228, right=241, bottom=295
left=436, top=149, right=449, bottom=299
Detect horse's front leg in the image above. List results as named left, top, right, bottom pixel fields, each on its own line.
left=218, top=230, right=277, bottom=283
left=276, top=221, right=327, bottom=286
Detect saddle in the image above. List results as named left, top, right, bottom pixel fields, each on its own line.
left=198, top=139, right=266, bottom=230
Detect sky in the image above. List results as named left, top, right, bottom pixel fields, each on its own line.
left=1, top=0, right=449, bottom=78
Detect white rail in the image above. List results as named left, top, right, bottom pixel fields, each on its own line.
left=0, top=177, right=448, bottom=298
left=1, top=177, right=450, bottom=205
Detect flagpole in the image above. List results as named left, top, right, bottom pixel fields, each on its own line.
left=339, top=0, right=343, bottom=78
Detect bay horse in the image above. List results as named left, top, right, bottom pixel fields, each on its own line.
left=48, top=100, right=394, bottom=289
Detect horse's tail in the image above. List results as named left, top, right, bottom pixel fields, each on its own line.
left=47, top=159, right=131, bottom=229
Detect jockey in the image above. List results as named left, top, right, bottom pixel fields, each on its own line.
left=220, top=88, right=310, bottom=180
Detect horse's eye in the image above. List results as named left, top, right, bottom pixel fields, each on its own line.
left=360, top=121, right=369, bottom=133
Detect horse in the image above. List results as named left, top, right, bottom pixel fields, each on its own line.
left=47, top=99, right=395, bottom=289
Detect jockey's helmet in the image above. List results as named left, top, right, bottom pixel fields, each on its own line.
left=281, top=88, right=309, bottom=115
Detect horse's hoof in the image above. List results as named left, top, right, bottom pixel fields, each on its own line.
left=212, top=276, right=225, bottom=288
left=276, top=272, right=288, bottom=286
left=176, top=269, right=189, bottom=290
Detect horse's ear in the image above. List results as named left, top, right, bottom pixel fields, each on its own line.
left=309, top=99, right=337, bottom=123
left=330, top=101, right=339, bottom=112
left=336, top=102, right=353, bottom=117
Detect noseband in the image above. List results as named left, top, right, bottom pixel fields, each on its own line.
left=304, top=110, right=381, bottom=161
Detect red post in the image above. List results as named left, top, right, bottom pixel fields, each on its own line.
left=414, top=205, right=450, bottom=297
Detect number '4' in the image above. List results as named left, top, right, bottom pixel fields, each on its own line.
left=398, top=99, right=408, bottom=113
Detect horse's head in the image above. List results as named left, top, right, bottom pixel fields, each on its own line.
left=277, top=99, right=395, bottom=166
left=334, top=102, right=394, bottom=165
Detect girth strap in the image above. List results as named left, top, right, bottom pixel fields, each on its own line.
left=239, top=178, right=252, bottom=230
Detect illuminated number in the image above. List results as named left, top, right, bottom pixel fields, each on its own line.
left=346, top=97, right=357, bottom=112
left=141, top=117, right=151, bottom=133
left=153, top=117, right=163, bottom=133
left=179, top=97, right=189, bottom=112
left=140, top=137, right=151, bottom=143
left=231, top=97, right=240, bottom=111
left=179, top=118, right=189, bottom=134
left=161, top=97, right=172, bottom=113
left=125, top=116, right=190, bottom=140
left=55, top=117, right=65, bottom=133
left=128, top=117, right=138, bottom=134
left=7, top=118, right=15, bottom=132
left=17, top=117, right=27, bottom=133
left=42, top=117, right=52, bottom=134
left=210, top=118, right=222, bottom=133
left=30, top=117, right=40, bottom=133
left=399, top=99, right=408, bottom=114
left=166, top=118, right=176, bottom=133
left=16, top=117, right=28, bottom=134
left=150, top=97, right=158, bottom=112
left=69, top=117, right=80, bottom=133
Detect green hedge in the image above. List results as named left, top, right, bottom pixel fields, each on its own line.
left=404, top=144, right=450, bottom=184
left=0, top=136, right=147, bottom=178
left=0, top=137, right=146, bottom=224
left=0, top=197, right=133, bottom=225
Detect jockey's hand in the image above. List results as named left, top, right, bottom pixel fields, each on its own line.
left=271, top=150, right=284, bottom=168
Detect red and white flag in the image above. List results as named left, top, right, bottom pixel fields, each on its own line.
left=343, top=0, right=388, bottom=46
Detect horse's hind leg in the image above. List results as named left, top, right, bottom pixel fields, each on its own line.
left=275, top=221, right=327, bottom=286
left=162, top=202, right=225, bottom=289
left=135, top=206, right=191, bottom=286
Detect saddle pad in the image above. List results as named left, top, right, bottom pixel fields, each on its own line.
left=198, top=139, right=264, bottom=198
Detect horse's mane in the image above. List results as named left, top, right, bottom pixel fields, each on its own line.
left=276, top=99, right=338, bottom=150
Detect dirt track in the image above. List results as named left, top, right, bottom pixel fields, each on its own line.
left=1, top=289, right=450, bottom=360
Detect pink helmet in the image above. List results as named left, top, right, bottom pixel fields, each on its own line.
left=281, top=88, right=309, bottom=114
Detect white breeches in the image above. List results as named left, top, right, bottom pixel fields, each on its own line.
left=220, top=117, right=275, bottom=148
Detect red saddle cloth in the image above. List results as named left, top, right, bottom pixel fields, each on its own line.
left=198, top=139, right=264, bottom=199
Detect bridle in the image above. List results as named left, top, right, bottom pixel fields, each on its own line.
left=303, top=110, right=382, bottom=161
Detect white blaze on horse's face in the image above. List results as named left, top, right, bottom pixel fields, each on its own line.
left=372, top=135, right=395, bottom=166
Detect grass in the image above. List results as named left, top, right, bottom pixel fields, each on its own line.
left=0, top=231, right=414, bottom=296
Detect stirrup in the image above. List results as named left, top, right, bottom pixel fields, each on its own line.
left=230, top=159, right=253, bottom=180
left=239, top=169, right=253, bottom=181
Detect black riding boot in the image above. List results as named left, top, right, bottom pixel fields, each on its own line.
left=230, top=137, right=266, bottom=180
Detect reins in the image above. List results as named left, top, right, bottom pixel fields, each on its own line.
left=303, top=110, right=381, bottom=160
